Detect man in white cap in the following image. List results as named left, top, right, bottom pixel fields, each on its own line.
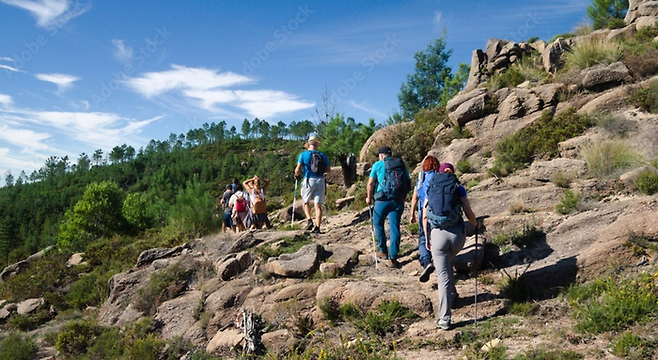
left=294, top=136, right=331, bottom=233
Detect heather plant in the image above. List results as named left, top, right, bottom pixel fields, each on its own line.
left=610, top=331, right=657, bottom=359
left=556, top=190, right=581, bottom=214
left=0, top=333, right=38, bottom=360
left=634, top=168, right=658, bottom=195
left=628, top=81, right=658, bottom=114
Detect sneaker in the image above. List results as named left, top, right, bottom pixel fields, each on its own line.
left=311, top=226, right=320, bottom=234
left=376, top=251, right=388, bottom=260
left=437, top=318, right=451, bottom=330
left=419, top=264, right=435, bottom=283
left=305, top=219, right=314, bottom=231
left=388, top=258, right=400, bottom=269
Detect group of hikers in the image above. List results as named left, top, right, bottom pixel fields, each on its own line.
left=221, top=135, right=483, bottom=331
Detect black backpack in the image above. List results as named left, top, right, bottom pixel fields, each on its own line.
left=310, top=150, right=327, bottom=174
left=375, top=157, right=411, bottom=201
left=426, top=173, right=463, bottom=229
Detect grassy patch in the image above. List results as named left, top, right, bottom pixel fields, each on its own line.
left=506, top=302, right=537, bottom=317
left=499, top=267, right=534, bottom=304
left=581, top=140, right=643, bottom=178
left=566, top=273, right=658, bottom=334
left=551, top=171, right=575, bottom=188
left=610, top=330, right=658, bottom=359
left=563, top=40, right=623, bottom=70
left=491, top=223, right=544, bottom=248
left=556, top=190, right=581, bottom=215
left=489, top=108, right=592, bottom=177
left=513, top=348, right=583, bottom=360
left=319, top=299, right=418, bottom=337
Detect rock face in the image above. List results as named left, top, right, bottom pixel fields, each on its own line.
left=263, top=243, right=324, bottom=278
left=580, top=61, right=633, bottom=91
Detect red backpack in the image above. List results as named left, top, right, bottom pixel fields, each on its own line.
left=234, top=197, right=247, bottom=213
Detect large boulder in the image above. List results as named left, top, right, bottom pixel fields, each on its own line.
left=135, top=243, right=189, bottom=267
left=319, top=246, right=359, bottom=277
left=358, top=122, right=413, bottom=162
left=154, top=290, right=203, bottom=341
left=264, top=243, right=324, bottom=278
left=17, top=298, right=45, bottom=315
left=530, top=158, right=588, bottom=182
left=542, top=38, right=570, bottom=73
left=580, top=62, right=633, bottom=91
left=448, top=92, right=490, bottom=126
left=215, top=251, right=253, bottom=281
left=464, top=49, right=487, bottom=91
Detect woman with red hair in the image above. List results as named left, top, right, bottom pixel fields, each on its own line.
left=409, top=155, right=441, bottom=282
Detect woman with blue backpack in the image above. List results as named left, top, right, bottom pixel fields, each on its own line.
left=423, top=162, right=482, bottom=330
left=409, top=155, right=441, bottom=283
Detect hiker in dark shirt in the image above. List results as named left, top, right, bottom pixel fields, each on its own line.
left=220, top=184, right=234, bottom=233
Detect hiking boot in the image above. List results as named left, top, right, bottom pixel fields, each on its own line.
left=437, top=318, right=451, bottom=330
left=311, top=226, right=321, bottom=234
left=376, top=251, right=388, bottom=260
left=419, top=264, right=435, bottom=283
left=305, top=219, right=314, bottom=231
left=388, top=258, right=400, bottom=269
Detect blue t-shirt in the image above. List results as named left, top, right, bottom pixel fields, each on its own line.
left=297, top=150, right=330, bottom=178
left=369, top=157, right=411, bottom=193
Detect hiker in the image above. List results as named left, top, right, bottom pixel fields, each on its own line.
left=423, top=162, right=482, bottom=330
left=294, top=136, right=331, bottom=234
left=221, top=184, right=234, bottom=233
left=366, top=145, right=411, bottom=268
left=409, top=155, right=440, bottom=282
left=229, top=190, right=249, bottom=233
left=243, top=175, right=272, bottom=229
left=231, top=177, right=243, bottom=192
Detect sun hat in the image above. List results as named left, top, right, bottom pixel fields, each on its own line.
left=377, top=145, right=392, bottom=155
left=305, top=136, right=320, bottom=148
left=439, top=163, right=454, bottom=173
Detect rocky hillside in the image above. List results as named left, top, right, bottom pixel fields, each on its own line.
left=3, top=3, right=658, bottom=359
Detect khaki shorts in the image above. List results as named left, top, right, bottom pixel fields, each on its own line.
left=301, top=177, right=325, bottom=204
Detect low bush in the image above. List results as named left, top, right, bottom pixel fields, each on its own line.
left=594, top=112, right=636, bottom=137
left=56, top=319, right=102, bottom=357
left=134, top=262, right=191, bottom=315
left=513, top=348, right=583, bottom=360
left=624, top=231, right=658, bottom=255
left=356, top=300, right=418, bottom=337
left=566, top=273, right=658, bottom=334
left=628, top=82, right=658, bottom=114
left=490, top=108, right=592, bottom=177
left=0, top=333, right=38, bottom=360
left=581, top=140, right=643, bottom=177
left=66, top=271, right=110, bottom=310
left=610, top=330, right=657, bottom=359
left=456, top=159, right=474, bottom=174
left=551, top=171, right=574, bottom=188
left=635, top=168, right=658, bottom=195
left=491, top=223, right=544, bottom=248
left=439, top=124, right=471, bottom=146
left=556, top=190, right=581, bottom=215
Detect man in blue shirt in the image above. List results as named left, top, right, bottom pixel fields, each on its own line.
left=294, top=136, right=331, bottom=234
left=366, top=145, right=411, bottom=268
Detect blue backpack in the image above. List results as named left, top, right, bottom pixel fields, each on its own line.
left=426, top=173, right=463, bottom=229
left=375, top=157, right=411, bottom=201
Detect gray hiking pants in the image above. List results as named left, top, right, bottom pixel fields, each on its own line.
left=430, top=226, right=465, bottom=322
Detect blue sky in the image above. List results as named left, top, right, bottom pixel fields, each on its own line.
left=0, top=0, right=592, bottom=177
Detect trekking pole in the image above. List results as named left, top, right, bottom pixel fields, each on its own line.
left=474, top=215, right=489, bottom=326
left=291, top=178, right=298, bottom=228
left=368, top=204, right=378, bottom=270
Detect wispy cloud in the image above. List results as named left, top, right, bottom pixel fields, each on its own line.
left=111, top=39, right=133, bottom=63
left=0, top=64, right=26, bottom=73
left=349, top=100, right=387, bottom=118
left=124, top=64, right=314, bottom=119
left=0, top=56, right=13, bottom=61
left=0, top=104, right=162, bottom=174
left=1, top=0, right=88, bottom=27
left=0, top=94, right=13, bottom=107
left=35, top=73, right=79, bottom=94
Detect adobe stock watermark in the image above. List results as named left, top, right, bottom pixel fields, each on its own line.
left=5, top=2, right=89, bottom=79
left=509, top=13, right=541, bottom=42
left=90, top=28, right=173, bottom=106
left=330, top=33, right=402, bottom=103
left=242, top=4, right=313, bottom=75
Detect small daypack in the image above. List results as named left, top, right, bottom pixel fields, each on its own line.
left=310, top=150, right=327, bottom=174
left=426, top=173, right=463, bottom=229
left=375, top=157, right=411, bottom=201
left=235, top=197, right=247, bottom=213
left=252, top=189, right=267, bottom=214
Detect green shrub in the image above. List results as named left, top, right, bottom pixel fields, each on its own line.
left=628, top=82, right=658, bottom=114
left=610, top=330, right=657, bottom=359
left=318, top=296, right=341, bottom=326
left=0, top=333, right=38, bottom=360
left=440, top=125, right=472, bottom=145
left=0, top=249, right=73, bottom=303
left=513, top=348, right=583, bottom=360
left=490, top=108, right=592, bottom=177
left=556, top=190, right=581, bottom=214
left=551, top=171, right=574, bottom=188
left=123, top=192, right=158, bottom=231
left=356, top=300, right=418, bottom=337
left=66, top=271, right=109, bottom=310
left=506, top=302, right=537, bottom=317
left=56, top=319, right=101, bottom=357
left=624, top=231, right=658, bottom=255
left=457, top=159, right=474, bottom=174
left=167, top=175, right=219, bottom=237
left=8, top=310, right=53, bottom=331
left=563, top=40, right=623, bottom=70
left=85, top=327, right=125, bottom=359
left=566, top=273, right=658, bottom=334
left=406, top=222, right=419, bottom=235
left=499, top=268, right=534, bottom=304
left=389, top=107, right=446, bottom=166
left=582, top=140, right=643, bottom=177
left=635, top=169, right=658, bottom=195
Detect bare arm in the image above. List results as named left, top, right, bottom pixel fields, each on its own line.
left=409, top=187, right=419, bottom=223
left=422, top=199, right=429, bottom=249
left=460, top=196, right=479, bottom=228
left=294, top=163, right=302, bottom=178
left=365, top=176, right=375, bottom=204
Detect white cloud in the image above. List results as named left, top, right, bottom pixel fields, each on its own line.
left=0, top=64, right=25, bottom=73
left=35, top=73, right=80, bottom=93
left=0, top=94, right=13, bottom=107
left=123, top=64, right=254, bottom=98
left=111, top=39, right=133, bottom=63
left=0, top=56, right=13, bottom=61
left=1, top=0, right=88, bottom=27
left=349, top=100, right=386, bottom=118
left=124, top=64, right=314, bottom=119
